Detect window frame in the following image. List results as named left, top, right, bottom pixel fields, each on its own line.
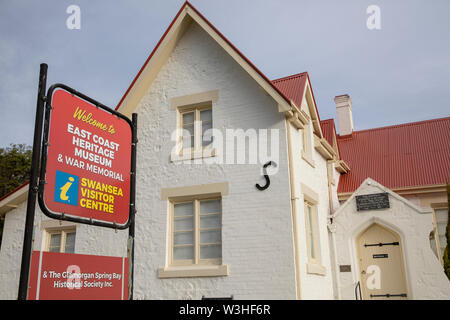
left=302, top=121, right=311, bottom=154
left=304, top=200, right=320, bottom=265
left=169, top=196, right=222, bottom=267
left=45, top=228, right=76, bottom=253
left=301, top=120, right=315, bottom=167
left=432, top=206, right=449, bottom=265
left=177, top=103, right=213, bottom=156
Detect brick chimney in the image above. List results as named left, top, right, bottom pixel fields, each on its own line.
left=334, top=94, right=354, bottom=136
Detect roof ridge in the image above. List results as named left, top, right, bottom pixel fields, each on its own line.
left=342, top=116, right=450, bottom=136
left=271, top=72, right=308, bottom=83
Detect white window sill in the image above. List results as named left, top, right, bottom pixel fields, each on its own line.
left=171, top=148, right=217, bottom=162
left=306, top=262, right=326, bottom=276
left=158, top=264, right=229, bottom=279
left=301, top=150, right=315, bottom=168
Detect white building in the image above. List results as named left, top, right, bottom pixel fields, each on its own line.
left=0, top=2, right=449, bottom=300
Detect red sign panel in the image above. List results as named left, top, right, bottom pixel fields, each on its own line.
left=42, top=88, right=132, bottom=227
left=28, top=251, right=129, bottom=300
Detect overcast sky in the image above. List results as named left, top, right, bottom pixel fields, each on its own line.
left=1, top=0, right=449, bottom=147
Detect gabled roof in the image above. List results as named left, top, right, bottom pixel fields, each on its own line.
left=115, top=1, right=292, bottom=115
left=337, top=117, right=450, bottom=194
left=319, top=119, right=336, bottom=147
left=332, top=178, right=431, bottom=219
left=272, top=72, right=324, bottom=138
left=272, top=72, right=308, bottom=109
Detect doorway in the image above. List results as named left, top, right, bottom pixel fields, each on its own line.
left=356, top=223, right=408, bottom=300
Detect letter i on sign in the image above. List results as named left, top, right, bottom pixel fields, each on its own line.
left=54, top=171, right=79, bottom=206
left=60, top=177, right=74, bottom=201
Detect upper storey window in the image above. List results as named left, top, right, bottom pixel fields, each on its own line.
left=180, top=104, right=213, bottom=152
left=170, top=90, right=218, bottom=162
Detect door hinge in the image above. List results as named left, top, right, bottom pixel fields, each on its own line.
left=370, top=293, right=407, bottom=298
left=364, top=241, right=399, bottom=247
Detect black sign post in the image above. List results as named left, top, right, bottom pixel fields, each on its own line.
left=128, top=113, right=138, bottom=300
left=18, top=63, right=48, bottom=300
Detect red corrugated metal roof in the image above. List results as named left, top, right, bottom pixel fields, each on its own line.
left=271, top=72, right=323, bottom=133
left=337, top=117, right=450, bottom=193
left=320, top=119, right=336, bottom=147
left=272, top=72, right=308, bottom=108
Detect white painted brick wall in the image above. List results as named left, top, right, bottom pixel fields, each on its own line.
left=287, top=122, right=335, bottom=299
left=126, top=22, right=297, bottom=299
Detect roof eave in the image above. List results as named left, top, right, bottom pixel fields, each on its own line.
left=0, top=182, right=29, bottom=216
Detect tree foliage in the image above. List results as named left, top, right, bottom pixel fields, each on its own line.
left=0, top=144, right=32, bottom=198
left=0, top=144, right=32, bottom=247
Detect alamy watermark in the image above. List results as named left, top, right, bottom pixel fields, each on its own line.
left=66, top=5, right=81, bottom=30
left=366, top=5, right=381, bottom=30
left=170, top=127, right=280, bottom=175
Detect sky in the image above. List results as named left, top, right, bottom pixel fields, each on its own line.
left=0, top=0, right=449, bottom=147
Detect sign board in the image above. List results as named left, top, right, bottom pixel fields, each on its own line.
left=38, top=85, right=134, bottom=228
left=356, top=192, right=390, bottom=211
left=27, top=251, right=129, bottom=300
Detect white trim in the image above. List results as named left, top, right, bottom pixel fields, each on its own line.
left=161, top=182, right=228, bottom=200
left=158, top=264, right=229, bottom=278
left=0, top=184, right=28, bottom=216
left=36, top=250, right=44, bottom=300
left=121, top=257, right=125, bottom=300
left=306, top=262, right=327, bottom=276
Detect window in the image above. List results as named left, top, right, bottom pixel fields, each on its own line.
left=45, top=229, right=76, bottom=253
left=158, top=183, right=229, bottom=278
left=434, top=208, right=449, bottom=263
left=301, top=183, right=326, bottom=276
left=171, top=198, right=222, bottom=266
left=301, top=121, right=315, bottom=167
left=179, top=105, right=213, bottom=154
left=305, top=201, right=320, bottom=263
left=303, top=123, right=310, bottom=154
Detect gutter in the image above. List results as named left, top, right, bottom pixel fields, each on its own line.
left=327, top=160, right=341, bottom=300
left=285, top=115, right=302, bottom=299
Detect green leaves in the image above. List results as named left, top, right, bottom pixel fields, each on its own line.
left=0, top=144, right=32, bottom=198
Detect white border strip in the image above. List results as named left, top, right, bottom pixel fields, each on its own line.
left=35, top=251, right=44, bottom=300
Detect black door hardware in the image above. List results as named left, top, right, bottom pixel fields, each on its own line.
left=370, top=293, right=407, bottom=298
left=364, top=241, right=399, bottom=247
